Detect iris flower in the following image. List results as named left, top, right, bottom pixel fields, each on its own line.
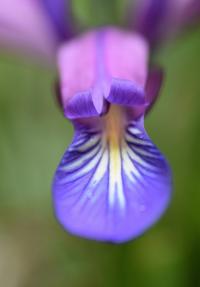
left=0, top=0, right=199, bottom=243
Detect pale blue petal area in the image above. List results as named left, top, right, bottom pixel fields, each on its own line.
left=52, top=118, right=172, bottom=243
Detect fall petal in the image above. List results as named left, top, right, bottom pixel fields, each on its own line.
left=52, top=108, right=172, bottom=243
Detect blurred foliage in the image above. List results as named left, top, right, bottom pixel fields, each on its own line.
left=0, top=1, right=200, bottom=287
left=72, top=0, right=127, bottom=29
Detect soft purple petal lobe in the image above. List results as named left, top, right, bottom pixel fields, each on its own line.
left=53, top=106, right=172, bottom=243
left=133, top=0, right=200, bottom=47
left=58, top=28, right=149, bottom=118
left=0, top=0, right=68, bottom=60
left=42, top=0, right=74, bottom=41
left=134, top=0, right=169, bottom=47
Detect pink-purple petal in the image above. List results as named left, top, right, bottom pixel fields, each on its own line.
left=0, top=0, right=58, bottom=60
left=58, top=28, right=149, bottom=118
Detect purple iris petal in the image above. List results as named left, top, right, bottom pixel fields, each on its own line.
left=133, top=0, right=200, bottom=47
left=134, top=0, right=169, bottom=47
left=53, top=107, right=172, bottom=243
left=42, top=0, right=74, bottom=41
left=0, top=0, right=70, bottom=60
left=53, top=28, right=172, bottom=243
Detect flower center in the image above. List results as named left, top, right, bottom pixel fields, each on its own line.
left=104, top=105, right=124, bottom=143
left=104, top=105, right=126, bottom=209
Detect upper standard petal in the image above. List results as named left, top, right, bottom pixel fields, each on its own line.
left=57, top=27, right=149, bottom=119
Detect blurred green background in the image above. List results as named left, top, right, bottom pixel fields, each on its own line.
left=0, top=1, right=200, bottom=287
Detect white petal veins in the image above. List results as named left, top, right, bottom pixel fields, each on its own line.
left=56, top=111, right=165, bottom=214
